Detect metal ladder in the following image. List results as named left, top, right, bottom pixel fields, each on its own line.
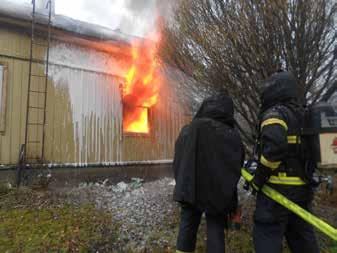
left=23, top=0, right=52, bottom=164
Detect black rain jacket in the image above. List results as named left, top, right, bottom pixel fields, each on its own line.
left=173, top=94, right=245, bottom=215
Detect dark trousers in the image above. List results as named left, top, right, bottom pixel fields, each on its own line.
left=253, top=193, right=320, bottom=253
left=176, top=204, right=226, bottom=253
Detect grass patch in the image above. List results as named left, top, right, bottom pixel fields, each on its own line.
left=225, top=229, right=254, bottom=253
left=317, top=232, right=337, bottom=253
left=0, top=186, right=119, bottom=253
left=133, top=204, right=255, bottom=253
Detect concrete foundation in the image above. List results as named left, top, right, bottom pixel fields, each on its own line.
left=0, top=163, right=173, bottom=187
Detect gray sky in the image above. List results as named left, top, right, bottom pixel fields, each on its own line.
left=7, top=0, right=160, bottom=37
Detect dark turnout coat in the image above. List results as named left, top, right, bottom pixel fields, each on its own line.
left=173, top=95, right=244, bottom=215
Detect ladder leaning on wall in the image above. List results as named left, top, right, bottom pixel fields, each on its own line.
left=21, top=0, right=52, bottom=168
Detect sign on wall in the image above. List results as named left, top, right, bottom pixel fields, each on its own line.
left=319, top=133, right=337, bottom=168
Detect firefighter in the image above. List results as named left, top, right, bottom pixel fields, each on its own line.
left=252, top=71, right=320, bottom=253
left=173, top=94, right=245, bottom=253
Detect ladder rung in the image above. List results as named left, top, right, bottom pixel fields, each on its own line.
left=28, top=106, right=45, bottom=110
left=27, top=141, right=41, bottom=144
left=32, top=42, right=48, bottom=47
left=31, top=74, right=46, bottom=78
left=28, top=123, right=44, bottom=126
left=29, top=90, right=46, bottom=94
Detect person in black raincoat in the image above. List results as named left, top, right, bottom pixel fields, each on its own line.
left=173, top=94, right=245, bottom=253
left=251, top=71, right=319, bottom=253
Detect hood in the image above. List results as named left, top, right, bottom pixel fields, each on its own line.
left=261, top=71, right=299, bottom=110
left=194, top=94, right=235, bottom=126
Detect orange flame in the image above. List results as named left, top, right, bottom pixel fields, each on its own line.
left=123, top=33, right=161, bottom=134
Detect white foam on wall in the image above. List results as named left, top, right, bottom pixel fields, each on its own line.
left=48, top=42, right=123, bottom=163
left=49, top=42, right=126, bottom=77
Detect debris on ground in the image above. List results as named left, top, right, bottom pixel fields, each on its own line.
left=67, top=177, right=179, bottom=251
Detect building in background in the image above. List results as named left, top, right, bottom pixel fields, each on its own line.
left=0, top=0, right=191, bottom=183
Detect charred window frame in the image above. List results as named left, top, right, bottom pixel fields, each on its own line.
left=0, top=62, right=8, bottom=134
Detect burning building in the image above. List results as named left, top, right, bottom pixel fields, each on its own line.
left=0, top=0, right=191, bottom=182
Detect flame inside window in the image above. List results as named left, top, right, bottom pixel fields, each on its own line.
left=123, top=107, right=149, bottom=134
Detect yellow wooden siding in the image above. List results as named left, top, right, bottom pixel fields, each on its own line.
left=0, top=27, right=191, bottom=165
left=0, top=56, right=28, bottom=164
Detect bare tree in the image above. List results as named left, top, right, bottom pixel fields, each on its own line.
left=160, top=0, right=337, bottom=148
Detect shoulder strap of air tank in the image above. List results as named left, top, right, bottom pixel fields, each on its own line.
left=254, top=111, right=265, bottom=159
left=277, top=104, right=303, bottom=134
left=276, top=104, right=305, bottom=163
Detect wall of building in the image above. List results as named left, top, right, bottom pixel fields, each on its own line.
left=0, top=25, right=191, bottom=166
left=0, top=27, right=31, bottom=165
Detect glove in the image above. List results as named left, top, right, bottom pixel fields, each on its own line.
left=251, top=164, right=271, bottom=192
left=251, top=179, right=259, bottom=191
left=244, top=159, right=258, bottom=174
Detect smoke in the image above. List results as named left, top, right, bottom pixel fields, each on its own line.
left=116, top=0, right=157, bottom=37
left=55, top=0, right=174, bottom=37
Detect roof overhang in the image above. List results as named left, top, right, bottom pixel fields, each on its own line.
left=0, top=0, right=146, bottom=56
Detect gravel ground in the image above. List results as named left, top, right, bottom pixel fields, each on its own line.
left=67, top=178, right=179, bottom=251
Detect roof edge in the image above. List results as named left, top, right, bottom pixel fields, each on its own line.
left=0, top=0, right=143, bottom=46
